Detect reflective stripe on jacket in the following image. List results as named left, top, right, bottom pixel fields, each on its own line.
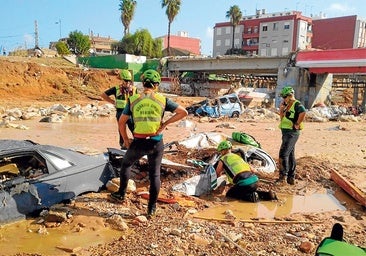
left=220, top=152, right=251, bottom=184
left=115, top=86, right=137, bottom=109
left=279, top=99, right=304, bottom=130
left=129, top=92, right=166, bottom=138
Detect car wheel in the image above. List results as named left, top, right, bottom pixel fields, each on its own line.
left=231, top=111, right=240, bottom=118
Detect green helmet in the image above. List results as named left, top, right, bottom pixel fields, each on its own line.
left=143, top=69, right=161, bottom=84
left=120, top=69, right=132, bottom=81
left=280, top=86, right=295, bottom=97
left=217, top=140, right=232, bottom=152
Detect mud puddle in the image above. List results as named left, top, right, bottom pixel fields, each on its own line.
left=194, top=191, right=347, bottom=221
left=0, top=214, right=120, bottom=255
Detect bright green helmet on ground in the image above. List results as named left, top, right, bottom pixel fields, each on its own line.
left=280, top=86, right=295, bottom=97
left=217, top=140, right=232, bottom=152
left=120, top=69, right=132, bottom=81
left=143, top=69, right=161, bottom=84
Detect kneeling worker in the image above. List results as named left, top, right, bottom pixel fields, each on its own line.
left=215, top=140, right=277, bottom=202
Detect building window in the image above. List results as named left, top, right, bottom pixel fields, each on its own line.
left=271, top=48, right=278, bottom=56
left=284, top=23, right=290, bottom=29
left=248, top=27, right=252, bottom=34
left=216, top=28, right=222, bottom=35
left=225, top=27, right=231, bottom=34
left=225, top=39, right=230, bottom=46
left=254, top=26, right=258, bottom=33
left=216, top=40, right=221, bottom=46
left=234, top=38, right=240, bottom=46
left=262, top=25, right=268, bottom=31
left=273, top=23, right=278, bottom=31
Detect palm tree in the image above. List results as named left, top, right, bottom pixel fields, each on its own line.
left=161, top=0, right=181, bottom=56
left=119, top=0, right=137, bottom=37
left=226, top=5, right=242, bottom=54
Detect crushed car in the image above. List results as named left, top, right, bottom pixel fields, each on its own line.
left=0, top=140, right=118, bottom=224
left=188, top=93, right=244, bottom=118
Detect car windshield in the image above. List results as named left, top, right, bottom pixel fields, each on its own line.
left=43, top=152, right=72, bottom=170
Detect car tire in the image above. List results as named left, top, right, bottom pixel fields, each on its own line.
left=231, top=111, right=240, bottom=118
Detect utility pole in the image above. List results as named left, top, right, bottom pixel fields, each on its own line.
left=34, top=20, right=39, bottom=48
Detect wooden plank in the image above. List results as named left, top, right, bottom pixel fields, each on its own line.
left=330, top=169, right=366, bottom=207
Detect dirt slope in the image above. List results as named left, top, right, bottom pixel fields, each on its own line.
left=0, top=56, right=121, bottom=107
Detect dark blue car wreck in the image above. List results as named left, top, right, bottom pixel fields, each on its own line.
left=0, top=140, right=117, bottom=224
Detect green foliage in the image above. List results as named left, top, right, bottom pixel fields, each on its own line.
left=55, top=41, right=70, bottom=55
left=225, top=48, right=246, bottom=55
left=226, top=5, right=242, bottom=26
left=67, top=31, right=91, bottom=56
left=113, top=29, right=162, bottom=58
left=119, top=0, right=137, bottom=36
left=161, top=0, right=181, bottom=23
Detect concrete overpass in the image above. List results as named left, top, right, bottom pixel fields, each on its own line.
left=166, top=48, right=366, bottom=77
left=166, top=55, right=289, bottom=75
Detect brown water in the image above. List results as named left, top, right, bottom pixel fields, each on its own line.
left=0, top=215, right=120, bottom=256
left=194, top=191, right=347, bottom=221
left=0, top=117, right=121, bottom=153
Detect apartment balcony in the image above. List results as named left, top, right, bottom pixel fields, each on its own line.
left=242, top=32, right=259, bottom=39
left=243, top=44, right=259, bottom=51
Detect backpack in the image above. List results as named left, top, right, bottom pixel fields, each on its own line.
left=232, top=132, right=261, bottom=148
left=315, top=223, right=366, bottom=256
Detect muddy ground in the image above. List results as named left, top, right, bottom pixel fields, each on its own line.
left=0, top=56, right=365, bottom=256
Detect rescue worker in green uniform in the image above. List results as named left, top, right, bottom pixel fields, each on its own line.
left=277, top=86, right=306, bottom=185
left=215, top=140, right=277, bottom=202
left=101, top=69, right=137, bottom=148
left=110, top=69, right=188, bottom=217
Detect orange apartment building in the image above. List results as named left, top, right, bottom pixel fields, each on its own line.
left=158, top=31, right=201, bottom=56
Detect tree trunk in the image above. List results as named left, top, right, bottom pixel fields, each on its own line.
left=167, top=21, right=171, bottom=56
left=231, top=25, right=235, bottom=52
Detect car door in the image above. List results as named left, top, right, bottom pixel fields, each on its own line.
left=218, top=96, right=232, bottom=116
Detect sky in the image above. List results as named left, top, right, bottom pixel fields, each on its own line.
left=1, top=0, right=365, bottom=56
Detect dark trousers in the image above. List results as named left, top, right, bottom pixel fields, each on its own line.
left=279, top=129, right=299, bottom=178
left=226, top=182, right=273, bottom=201
left=116, top=110, right=134, bottom=148
left=118, top=138, right=164, bottom=208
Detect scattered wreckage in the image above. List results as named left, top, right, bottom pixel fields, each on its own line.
left=0, top=132, right=275, bottom=224
left=171, top=132, right=276, bottom=196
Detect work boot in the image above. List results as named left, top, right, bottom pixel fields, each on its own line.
left=249, top=192, right=259, bottom=203
left=275, top=175, right=286, bottom=184
left=110, top=192, right=125, bottom=202
left=287, top=177, right=295, bottom=185
left=147, top=203, right=157, bottom=218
